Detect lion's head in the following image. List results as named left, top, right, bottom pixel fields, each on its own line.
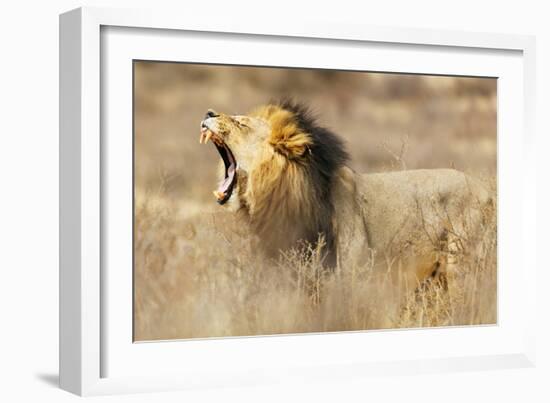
left=199, top=100, right=349, bottom=260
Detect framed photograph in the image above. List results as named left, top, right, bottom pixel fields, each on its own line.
left=59, top=7, right=537, bottom=396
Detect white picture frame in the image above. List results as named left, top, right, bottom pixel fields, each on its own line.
left=59, top=6, right=537, bottom=396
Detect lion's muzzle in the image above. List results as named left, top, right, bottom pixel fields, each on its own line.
left=200, top=114, right=237, bottom=205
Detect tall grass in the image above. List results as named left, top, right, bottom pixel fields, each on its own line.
left=133, top=183, right=496, bottom=341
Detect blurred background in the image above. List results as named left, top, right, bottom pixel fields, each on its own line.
left=134, top=62, right=496, bottom=212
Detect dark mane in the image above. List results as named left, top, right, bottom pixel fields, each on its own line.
left=275, top=98, right=350, bottom=187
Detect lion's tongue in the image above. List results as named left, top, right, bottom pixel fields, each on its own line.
left=217, top=148, right=236, bottom=196
left=218, top=164, right=235, bottom=193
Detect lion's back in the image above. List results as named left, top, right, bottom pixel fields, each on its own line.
left=356, top=168, right=492, bottom=252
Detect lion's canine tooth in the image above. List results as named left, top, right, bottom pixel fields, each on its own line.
left=199, top=132, right=205, bottom=144
left=205, top=131, right=213, bottom=144
left=213, top=190, right=225, bottom=200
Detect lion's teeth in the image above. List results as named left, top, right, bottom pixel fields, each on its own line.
left=213, top=190, right=225, bottom=200
left=205, top=131, right=213, bottom=144
left=199, top=132, right=205, bottom=144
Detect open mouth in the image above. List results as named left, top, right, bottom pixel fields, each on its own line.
left=200, top=125, right=237, bottom=205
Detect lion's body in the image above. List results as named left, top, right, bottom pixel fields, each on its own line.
left=331, top=166, right=492, bottom=287
left=200, top=101, right=494, bottom=289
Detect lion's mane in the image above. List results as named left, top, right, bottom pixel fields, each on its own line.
left=244, top=100, right=349, bottom=263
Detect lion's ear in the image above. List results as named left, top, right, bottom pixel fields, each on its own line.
left=268, top=110, right=312, bottom=159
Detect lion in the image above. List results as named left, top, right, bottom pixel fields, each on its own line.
left=199, top=100, right=494, bottom=289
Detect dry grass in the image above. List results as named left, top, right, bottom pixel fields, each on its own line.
left=133, top=182, right=496, bottom=341
left=133, top=62, right=497, bottom=341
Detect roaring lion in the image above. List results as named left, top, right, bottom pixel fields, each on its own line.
left=199, top=100, right=493, bottom=288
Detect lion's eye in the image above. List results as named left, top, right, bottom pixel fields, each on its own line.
left=235, top=119, right=249, bottom=129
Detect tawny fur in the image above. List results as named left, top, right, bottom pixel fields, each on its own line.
left=201, top=100, right=494, bottom=285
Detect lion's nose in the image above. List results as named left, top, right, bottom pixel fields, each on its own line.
left=205, top=109, right=219, bottom=119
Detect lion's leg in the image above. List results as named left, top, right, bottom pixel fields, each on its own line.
left=440, top=232, right=464, bottom=301
left=394, top=255, right=447, bottom=327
